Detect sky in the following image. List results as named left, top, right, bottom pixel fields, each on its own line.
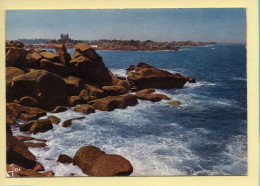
left=5, top=9, right=246, bottom=43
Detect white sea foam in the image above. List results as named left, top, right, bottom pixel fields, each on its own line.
left=185, top=81, right=216, bottom=89
left=110, top=69, right=127, bottom=78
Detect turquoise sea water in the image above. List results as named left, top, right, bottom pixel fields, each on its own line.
left=13, top=44, right=247, bottom=176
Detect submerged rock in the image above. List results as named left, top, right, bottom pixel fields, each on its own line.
left=167, top=101, right=182, bottom=106
left=62, top=117, right=85, bottom=127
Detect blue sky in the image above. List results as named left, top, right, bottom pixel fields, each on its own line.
left=5, top=9, right=246, bottom=43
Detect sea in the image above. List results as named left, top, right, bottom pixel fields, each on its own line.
left=12, top=44, right=247, bottom=176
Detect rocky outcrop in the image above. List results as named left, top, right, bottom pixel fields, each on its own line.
left=40, top=59, right=73, bottom=77
left=73, top=104, right=95, bottom=115
left=89, top=94, right=138, bottom=111
left=89, top=154, right=133, bottom=176
left=54, top=44, right=71, bottom=64
left=11, top=70, right=67, bottom=108
left=63, top=76, right=84, bottom=96
left=127, top=62, right=196, bottom=90
left=62, top=117, right=85, bottom=127
left=101, top=85, right=127, bottom=96
left=39, top=51, right=60, bottom=62
left=73, top=146, right=133, bottom=176
left=69, top=43, right=118, bottom=86
left=6, top=45, right=27, bottom=67
left=6, top=135, right=36, bottom=169
left=57, top=154, right=73, bottom=164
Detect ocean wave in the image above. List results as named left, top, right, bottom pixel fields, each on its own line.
left=233, top=77, right=246, bottom=81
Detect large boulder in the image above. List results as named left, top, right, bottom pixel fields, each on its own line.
left=69, top=43, right=118, bottom=86
left=6, top=67, right=25, bottom=102
left=11, top=70, right=67, bottom=108
left=73, top=146, right=133, bottom=176
left=6, top=46, right=27, bottom=67
left=73, top=146, right=106, bottom=175
left=63, top=76, right=84, bottom=96
left=127, top=62, right=196, bottom=89
left=40, top=59, right=73, bottom=77
left=6, top=135, right=36, bottom=169
left=89, top=154, right=133, bottom=176
left=54, top=44, right=71, bottom=64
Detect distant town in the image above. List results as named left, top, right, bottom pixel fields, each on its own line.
left=10, top=34, right=217, bottom=51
